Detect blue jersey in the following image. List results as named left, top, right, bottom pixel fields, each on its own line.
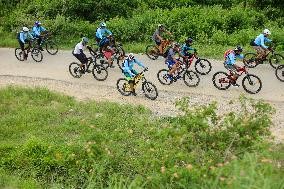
left=96, top=28, right=112, bottom=39
left=123, top=58, right=145, bottom=77
left=254, top=34, right=272, bottom=49
left=32, top=26, right=46, bottom=37
left=19, top=31, right=33, bottom=43
left=181, top=44, right=195, bottom=56
left=224, top=51, right=244, bottom=65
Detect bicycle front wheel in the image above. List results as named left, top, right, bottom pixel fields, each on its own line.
left=195, top=59, right=212, bottom=75
left=242, top=74, right=262, bottom=94
left=183, top=70, right=200, bottom=87
left=142, top=81, right=158, bottom=100
left=275, top=65, right=284, bottom=82
left=116, top=78, right=132, bottom=96
left=269, top=53, right=284, bottom=69
left=46, top=41, right=58, bottom=55
left=92, top=65, right=108, bottom=81
left=31, top=48, right=43, bottom=62
left=157, top=69, right=173, bottom=85
left=15, top=48, right=25, bottom=61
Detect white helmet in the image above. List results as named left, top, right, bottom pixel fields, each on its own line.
left=22, top=27, right=29, bottom=32
left=128, top=53, right=135, bottom=60
left=263, top=29, right=271, bottom=35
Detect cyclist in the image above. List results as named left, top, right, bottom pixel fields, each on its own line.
left=181, top=38, right=196, bottom=58
left=95, top=22, right=112, bottom=48
left=251, top=29, right=272, bottom=62
left=122, top=53, right=147, bottom=96
left=72, top=37, right=89, bottom=73
left=95, top=22, right=115, bottom=68
left=17, top=27, right=34, bottom=60
left=152, top=24, right=172, bottom=55
left=32, top=21, right=47, bottom=51
left=223, top=46, right=244, bottom=87
left=165, top=43, right=183, bottom=80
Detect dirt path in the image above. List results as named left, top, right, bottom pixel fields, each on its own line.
left=0, top=48, right=283, bottom=142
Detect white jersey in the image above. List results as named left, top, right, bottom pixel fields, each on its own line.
left=73, top=42, right=85, bottom=54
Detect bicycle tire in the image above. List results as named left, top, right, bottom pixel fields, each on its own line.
left=157, top=69, right=173, bottom=85
left=92, top=65, right=108, bottom=81
left=242, top=74, right=262, bottom=94
left=183, top=70, right=200, bottom=87
left=31, top=48, right=43, bottom=62
left=15, top=48, right=25, bottom=61
left=269, top=53, right=284, bottom=69
left=145, top=44, right=159, bottom=60
left=69, top=62, right=83, bottom=78
left=243, top=52, right=258, bottom=68
left=46, top=40, right=58, bottom=55
left=142, top=81, right=158, bottom=100
left=212, top=71, right=231, bottom=90
left=275, top=65, right=284, bottom=82
left=194, top=58, right=212, bottom=75
left=116, top=78, right=132, bottom=96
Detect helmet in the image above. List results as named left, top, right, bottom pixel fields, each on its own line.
left=234, top=45, right=243, bottom=52
left=263, top=29, right=271, bottom=35
left=158, top=24, right=165, bottom=29
left=128, top=53, right=135, bottom=60
left=173, top=42, right=180, bottom=47
left=100, top=22, right=106, bottom=27
left=82, top=37, right=89, bottom=43
left=35, top=21, right=41, bottom=26
left=22, top=27, right=29, bottom=32
left=185, top=37, right=193, bottom=44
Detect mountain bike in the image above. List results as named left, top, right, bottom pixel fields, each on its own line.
left=116, top=69, right=158, bottom=100
left=157, top=60, right=200, bottom=87
left=243, top=43, right=284, bottom=69
left=69, top=47, right=108, bottom=81
left=275, top=65, right=284, bottom=82
left=212, top=65, right=262, bottom=94
left=183, top=52, right=212, bottom=75
left=15, top=41, right=43, bottom=62
left=145, top=39, right=172, bottom=60
left=33, top=32, right=58, bottom=55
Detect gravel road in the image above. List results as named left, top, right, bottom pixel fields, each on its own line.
left=0, top=48, right=283, bottom=142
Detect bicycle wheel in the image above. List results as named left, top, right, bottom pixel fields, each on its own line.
left=114, top=46, right=125, bottom=58
left=95, top=53, right=109, bottom=69
left=92, top=65, right=108, bottom=81
left=116, top=78, right=132, bottom=96
left=275, top=65, right=284, bottom=82
left=142, top=81, right=158, bottom=100
left=157, top=69, right=173, bottom=85
left=116, top=58, right=124, bottom=71
left=15, top=48, right=25, bottom=61
left=69, top=62, right=83, bottom=78
left=183, top=70, right=200, bottom=87
left=31, top=48, right=43, bottom=62
left=242, top=74, right=262, bottom=94
left=269, top=53, right=284, bottom=69
left=145, top=45, right=159, bottom=60
left=243, top=53, right=258, bottom=68
left=194, top=59, right=212, bottom=75
left=46, top=40, right=58, bottom=55
left=212, top=71, right=231, bottom=90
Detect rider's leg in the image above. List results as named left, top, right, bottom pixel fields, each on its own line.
left=18, top=40, right=27, bottom=60
left=253, top=46, right=265, bottom=61
left=169, top=62, right=180, bottom=76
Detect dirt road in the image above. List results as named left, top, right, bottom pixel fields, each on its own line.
left=0, top=48, right=283, bottom=142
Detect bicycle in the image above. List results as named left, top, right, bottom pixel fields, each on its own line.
left=116, top=69, right=158, bottom=100
left=157, top=59, right=200, bottom=87
left=69, top=46, right=108, bottom=81
left=183, top=52, right=212, bottom=75
left=33, top=32, right=59, bottom=55
left=212, top=65, right=262, bottom=94
left=145, top=39, right=172, bottom=60
left=275, top=65, right=284, bottom=82
left=243, top=43, right=284, bottom=69
left=15, top=41, right=43, bottom=62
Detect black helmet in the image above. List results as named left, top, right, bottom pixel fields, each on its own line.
left=234, top=45, right=243, bottom=52
left=185, top=37, right=193, bottom=44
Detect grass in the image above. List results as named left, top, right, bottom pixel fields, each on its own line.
left=0, top=86, right=283, bottom=188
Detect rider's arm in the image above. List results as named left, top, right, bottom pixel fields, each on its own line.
left=228, top=53, right=236, bottom=65
left=106, top=29, right=112, bottom=36
left=134, top=59, right=145, bottom=68
left=32, top=27, right=39, bottom=36
left=19, top=33, right=25, bottom=43
left=40, top=26, right=46, bottom=32
left=96, top=28, right=103, bottom=39
left=28, top=32, right=34, bottom=40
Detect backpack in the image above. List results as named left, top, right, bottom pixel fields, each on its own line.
left=122, top=58, right=136, bottom=68
left=223, top=49, right=234, bottom=61
left=16, top=32, right=20, bottom=39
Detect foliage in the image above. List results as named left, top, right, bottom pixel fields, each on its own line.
left=0, top=86, right=282, bottom=188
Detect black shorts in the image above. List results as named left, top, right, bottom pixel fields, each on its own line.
left=72, top=51, right=88, bottom=64
left=18, top=39, right=25, bottom=51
